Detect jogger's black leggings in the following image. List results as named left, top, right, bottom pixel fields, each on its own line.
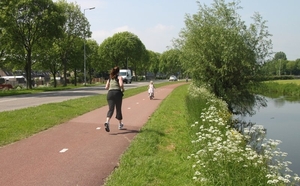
left=106, top=90, right=123, bottom=120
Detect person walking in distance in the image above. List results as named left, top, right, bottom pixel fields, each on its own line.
left=104, top=66, right=125, bottom=132
left=148, top=81, right=155, bottom=100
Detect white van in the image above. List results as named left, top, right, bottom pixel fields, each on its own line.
left=119, top=69, right=132, bottom=84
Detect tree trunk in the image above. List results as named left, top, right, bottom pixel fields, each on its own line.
left=53, top=74, right=57, bottom=88
left=74, top=68, right=77, bottom=86
left=89, top=68, right=92, bottom=84
left=25, top=64, right=29, bottom=89
left=26, top=50, right=32, bottom=89
left=63, top=57, right=67, bottom=87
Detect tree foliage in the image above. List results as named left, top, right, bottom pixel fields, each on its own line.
left=148, top=50, right=160, bottom=78
left=160, top=49, right=182, bottom=77
left=260, top=52, right=300, bottom=76
left=273, top=51, right=287, bottom=61
left=0, top=0, right=65, bottom=88
left=0, top=28, right=8, bottom=68
left=86, top=39, right=101, bottom=84
left=98, top=31, right=147, bottom=76
left=54, top=0, right=90, bottom=86
left=34, top=42, right=61, bottom=87
left=176, top=0, right=272, bottom=115
left=0, top=0, right=166, bottom=86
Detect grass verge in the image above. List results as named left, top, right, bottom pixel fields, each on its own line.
left=0, top=82, right=179, bottom=147
left=272, top=79, right=300, bottom=85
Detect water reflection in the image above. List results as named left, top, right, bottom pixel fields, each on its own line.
left=274, top=96, right=285, bottom=107
left=238, top=96, right=300, bottom=176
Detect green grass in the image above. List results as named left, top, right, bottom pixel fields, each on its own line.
left=253, top=80, right=300, bottom=99
left=0, top=82, right=179, bottom=147
left=272, top=79, right=300, bottom=85
left=104, top=84, right=197, bottom=186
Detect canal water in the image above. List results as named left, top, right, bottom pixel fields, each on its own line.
left=240, top=96, right=300, bottom=176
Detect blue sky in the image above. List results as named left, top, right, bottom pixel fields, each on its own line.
left=54, top=0, right=300, bottom=60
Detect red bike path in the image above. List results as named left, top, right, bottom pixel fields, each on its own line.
left=0, top=83, right=183, bottom=186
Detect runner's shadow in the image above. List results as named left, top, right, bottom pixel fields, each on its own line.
left=110, top=129, right=139, bottom=135
left=149, top=98, right=161, bottom=100
left=110, top=128, right=165, bottom=136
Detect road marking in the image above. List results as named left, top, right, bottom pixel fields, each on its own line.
left=59, top=148, right=68, bottom=153
left=124, top=136, right=131, bottom=142
left=0, top=98, right=18, bottom=103
left=0, top=97, right=30, bottom=103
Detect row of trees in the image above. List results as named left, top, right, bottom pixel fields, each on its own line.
left=0, top=0, right=89, bottom=88
left=0, top=0, right=183, bottom=89
left=2, top=0, right=298, bottom=116
left=261, top=51, right=300, bottom=75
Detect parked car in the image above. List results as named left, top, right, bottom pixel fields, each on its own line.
left=169, top=75, right=178, bottom=81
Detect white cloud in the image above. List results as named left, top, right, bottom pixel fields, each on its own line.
left=91, top=23, right=178, bottom=53
left=112, top=26, right=131, bottom=33
left=91, top=25, right=136, bottom=45
left=149, top=24, right=175, bottom=34
left=53, top=0, right=106, bottom=10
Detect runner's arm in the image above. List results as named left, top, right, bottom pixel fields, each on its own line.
left=118, top=76, right=125, bottom=92
left=105, top=79, right=110, bottom=90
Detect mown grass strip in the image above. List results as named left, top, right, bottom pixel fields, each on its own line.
left=0, top=82, right=179, bottom=147
left=104, top=84, right=198, bottom=186
left=272, top=79, right=300, bottom=85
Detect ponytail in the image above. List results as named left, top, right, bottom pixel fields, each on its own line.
left=110, top=66, right=120, bottom=79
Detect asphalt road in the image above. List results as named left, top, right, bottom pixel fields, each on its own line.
left=0, top=81, right=152, bottom=112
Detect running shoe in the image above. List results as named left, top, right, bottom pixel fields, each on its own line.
left=104, top=123, right=110, bottom=132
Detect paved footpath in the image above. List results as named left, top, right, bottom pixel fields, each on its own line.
left=0, top=83, right=183, bottom=186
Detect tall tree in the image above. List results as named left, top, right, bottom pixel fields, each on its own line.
left=0, top=27, right=6, bottom=68
left=35, top=42, right=62, bottom=87
left=286, top=60, right=296, bottom=75
left=67, top=36, right=84, bottom=86
left=273, top=51, right=287, bottom=61
left=148, top=50, right=161, bottom=79
left=272, top=52, right=287, bottom=75
left=295, top=59, right=300, bottom=75
left=98, top=31, right=147, bottom=78
left=160, top=49, right=181, bottom=77
left=136, top=50, right=151, bottom=80
left=0, top=0, right=65, bottom=89
left=176, top=0, right=272, bottom=115
left=55, top=0, right=91, bottom=86
left=85, top=39, right=100, bottom=84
